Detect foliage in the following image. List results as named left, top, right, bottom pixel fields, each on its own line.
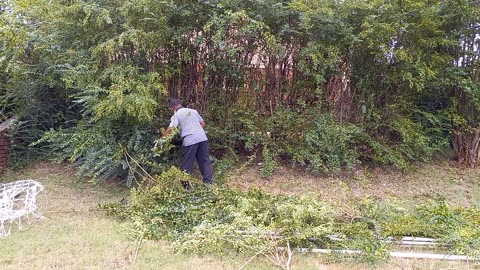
left=1, top=0, right=479, bottom=178
left=105, top=167, right=339, bottom=264
left=260, top=146, right=278, bottom=177
left=106, top=167, right=396, bottom=266
left=287, top=113, right=365, bottom=174
left=365, top=113, right=449, bottom=170
left=105, top=168, right=480, bottom=267
left=353, top=198, right=480, bottom=259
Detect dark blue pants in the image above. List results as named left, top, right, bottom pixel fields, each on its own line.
left=180, top=140, right=213, bottom=184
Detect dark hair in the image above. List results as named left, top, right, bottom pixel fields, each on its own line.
left=169, top=99, right=182, bottom=108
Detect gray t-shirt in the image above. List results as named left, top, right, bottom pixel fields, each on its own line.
left=169, top=107, right=208, bottom=146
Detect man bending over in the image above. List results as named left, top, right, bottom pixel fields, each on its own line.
left=163, top=99, right=213, bottom=186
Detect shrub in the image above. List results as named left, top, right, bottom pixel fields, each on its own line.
left=287, top=114, right=365, bottom=174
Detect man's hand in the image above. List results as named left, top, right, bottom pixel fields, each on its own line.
left=163, top=127, right=173, bottom=138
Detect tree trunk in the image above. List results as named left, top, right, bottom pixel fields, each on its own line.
left=325, top=60, right=353, bottom=122
left=453, top=127, right=480, bottom=168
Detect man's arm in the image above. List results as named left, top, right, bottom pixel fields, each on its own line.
left=197, top=111, right=205, bottom=128
left=164, top=114, right=178, bottom=137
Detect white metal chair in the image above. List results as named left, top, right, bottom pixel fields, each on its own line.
left=0, top=180, right=44, bottom=238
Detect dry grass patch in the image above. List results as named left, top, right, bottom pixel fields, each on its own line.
left=0, top=163, right=243, bottom=270
left=226, top=161, right=480, bottom=209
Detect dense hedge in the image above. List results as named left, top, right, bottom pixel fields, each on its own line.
left=0, top=0, right=479, bottom=178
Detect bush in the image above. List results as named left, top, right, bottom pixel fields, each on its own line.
left=366, top=114, right=448, bottom=170
left=34, top=119, right=172, bottom=185
left=206, top=106, right=448, bottom=177
left=286, top=114, right=365, bottom=174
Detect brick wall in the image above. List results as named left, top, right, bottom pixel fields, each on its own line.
left=0, top=131, right=8, bottom=171
left=0, top=117, right=15, bottom=173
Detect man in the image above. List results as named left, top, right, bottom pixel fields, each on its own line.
left=163, top=99, right=213, bottom=185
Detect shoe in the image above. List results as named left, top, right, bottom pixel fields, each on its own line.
left=181, top=181, right=191, bottom=190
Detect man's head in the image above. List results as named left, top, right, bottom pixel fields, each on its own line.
left=169, top=99, right=183, bottom=111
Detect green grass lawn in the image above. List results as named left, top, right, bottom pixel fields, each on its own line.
left=0, top=162, right=479, bottom=269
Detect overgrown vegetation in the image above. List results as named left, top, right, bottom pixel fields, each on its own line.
left=104, top=168, right=480, bottom=268
left=0, top=0, right=479, bottom=179
left=2, top=2, right=480, bottom=266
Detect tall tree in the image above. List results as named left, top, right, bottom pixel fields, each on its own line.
left=445, top=0, right=480, bottom=167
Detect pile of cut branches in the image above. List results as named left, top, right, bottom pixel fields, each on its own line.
left=104, top=168, right=480, bottom=268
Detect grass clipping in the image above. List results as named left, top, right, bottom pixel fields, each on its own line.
left=103, top=167, right=480, bottom=266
